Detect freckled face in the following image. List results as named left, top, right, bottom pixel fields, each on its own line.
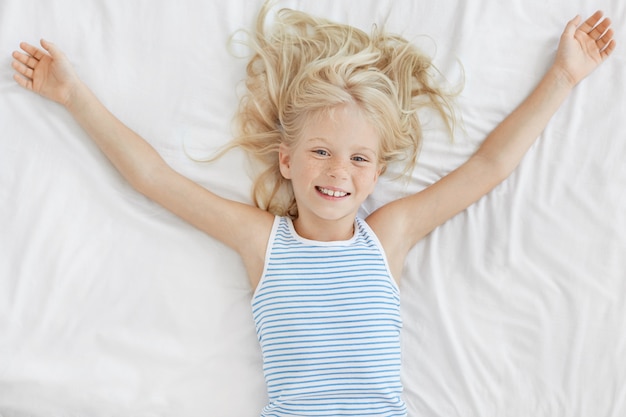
left=278, top=102, right=383, bottom=237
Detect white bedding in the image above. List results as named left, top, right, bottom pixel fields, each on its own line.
left=1, top=0, right=625, bottom=416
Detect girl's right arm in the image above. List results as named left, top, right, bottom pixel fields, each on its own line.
left=12, top=40, right=274, bottom=286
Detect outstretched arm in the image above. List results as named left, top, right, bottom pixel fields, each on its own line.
left=368, top=11, right=616, bottom=279
left=12, top=40, right=173, bottom=198
left=11, top=40, right=274, bottom=285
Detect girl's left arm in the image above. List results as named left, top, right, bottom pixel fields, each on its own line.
left=369, top=11, right=615, bottom=276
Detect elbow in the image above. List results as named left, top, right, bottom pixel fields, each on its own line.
left=470, top=151, right=514, bottom=189
left=124, top=156, right=170, bottom=199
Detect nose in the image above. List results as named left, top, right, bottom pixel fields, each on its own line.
left=326, top=157, right=349, bottom=180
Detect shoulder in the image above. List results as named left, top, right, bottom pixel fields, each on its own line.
left=232, top=209, right=276, bottom=291
left=365, top=201, right=416, bottom=284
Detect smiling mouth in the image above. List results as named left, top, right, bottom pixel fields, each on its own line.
left=316, top=186, right=350, bottom=198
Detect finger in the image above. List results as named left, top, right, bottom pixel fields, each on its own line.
left=577, top=10, right=604, bottom=33
left=597, top=28, right=615, bottom=50
left=589, top=17, right=612, bottom=40
left=11, top=59, right=35, bottom=80
left=564, top=15, right=581, bottom=37
left=40, top=39, right=62, bottom=58
left=600, top=39, right=617, bottom=60
left=12, top=50, right=39, bottom=69
left=19, top=41, right=46, bottom=61
left=13, top=73, right=33, bottom=90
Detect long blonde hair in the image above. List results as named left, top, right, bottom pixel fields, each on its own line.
left=227, top=2, right=456, bottom=218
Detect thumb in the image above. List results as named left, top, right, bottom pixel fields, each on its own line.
left=563, top=15, right=581, bottom=37
left=40, top=38, right=61, bottom=57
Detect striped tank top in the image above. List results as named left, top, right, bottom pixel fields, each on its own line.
left=252, top=216, right=406, bottom=417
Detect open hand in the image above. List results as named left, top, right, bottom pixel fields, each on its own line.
left=12, top=39, right=80, bottom=106
left=554, top=11, right=616, bottom=87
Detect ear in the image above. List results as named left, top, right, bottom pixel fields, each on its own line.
left=368, top=163, right=384, bottom=195
left=278, top=143, right=292, bottom=179
left=375, top=163, right=385, bottom=179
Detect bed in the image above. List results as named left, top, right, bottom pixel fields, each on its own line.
left=1, top=0, right=625, bottom=416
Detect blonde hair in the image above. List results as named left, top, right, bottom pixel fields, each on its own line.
left=227, top=2, right=456, bottom=218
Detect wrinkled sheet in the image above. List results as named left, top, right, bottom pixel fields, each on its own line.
left=1, top=0, right=625, bottom=416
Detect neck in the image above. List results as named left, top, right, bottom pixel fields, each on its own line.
left=292, top=216, right=355, bottom=242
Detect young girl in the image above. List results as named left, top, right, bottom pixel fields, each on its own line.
left=11, top=3, right=615, bottom=416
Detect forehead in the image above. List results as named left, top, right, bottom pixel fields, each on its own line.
left=300, top=103, right=381, bottom=152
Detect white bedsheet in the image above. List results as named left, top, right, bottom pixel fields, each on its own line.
left=1, top=0, right=625, bottom=416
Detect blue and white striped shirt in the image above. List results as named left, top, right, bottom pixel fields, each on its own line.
left=252, top=216, right=406, bottom=417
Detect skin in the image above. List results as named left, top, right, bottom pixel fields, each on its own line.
left=278, top=105, right=383, bottom=243
left=11, top=11, right=616, bottom=287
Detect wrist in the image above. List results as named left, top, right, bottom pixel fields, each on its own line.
left=63, top=79, right=88, bottom=111
left=547, top=64, right=578, bottom=91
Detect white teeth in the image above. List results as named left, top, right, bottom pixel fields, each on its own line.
left=318, top=187, right=348, bottom=197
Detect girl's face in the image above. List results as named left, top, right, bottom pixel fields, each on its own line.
left=279, top=102, right=383, bottom=240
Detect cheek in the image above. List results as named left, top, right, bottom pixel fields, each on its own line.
left=288, top=155, right=319, bottom=186
left=357, top=167, right=381, bottom=193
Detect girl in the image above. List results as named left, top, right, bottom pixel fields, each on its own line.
left=11, top=3, right=615, bottom=416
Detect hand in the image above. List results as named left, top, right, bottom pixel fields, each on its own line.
left=553, top=11, right=616, bottom=87
left=12, top=39, right=80, bottom=106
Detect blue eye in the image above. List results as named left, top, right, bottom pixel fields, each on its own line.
left=352, top=156, right=368, bottom=162
left=314, top=149, right=329, bottom=156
